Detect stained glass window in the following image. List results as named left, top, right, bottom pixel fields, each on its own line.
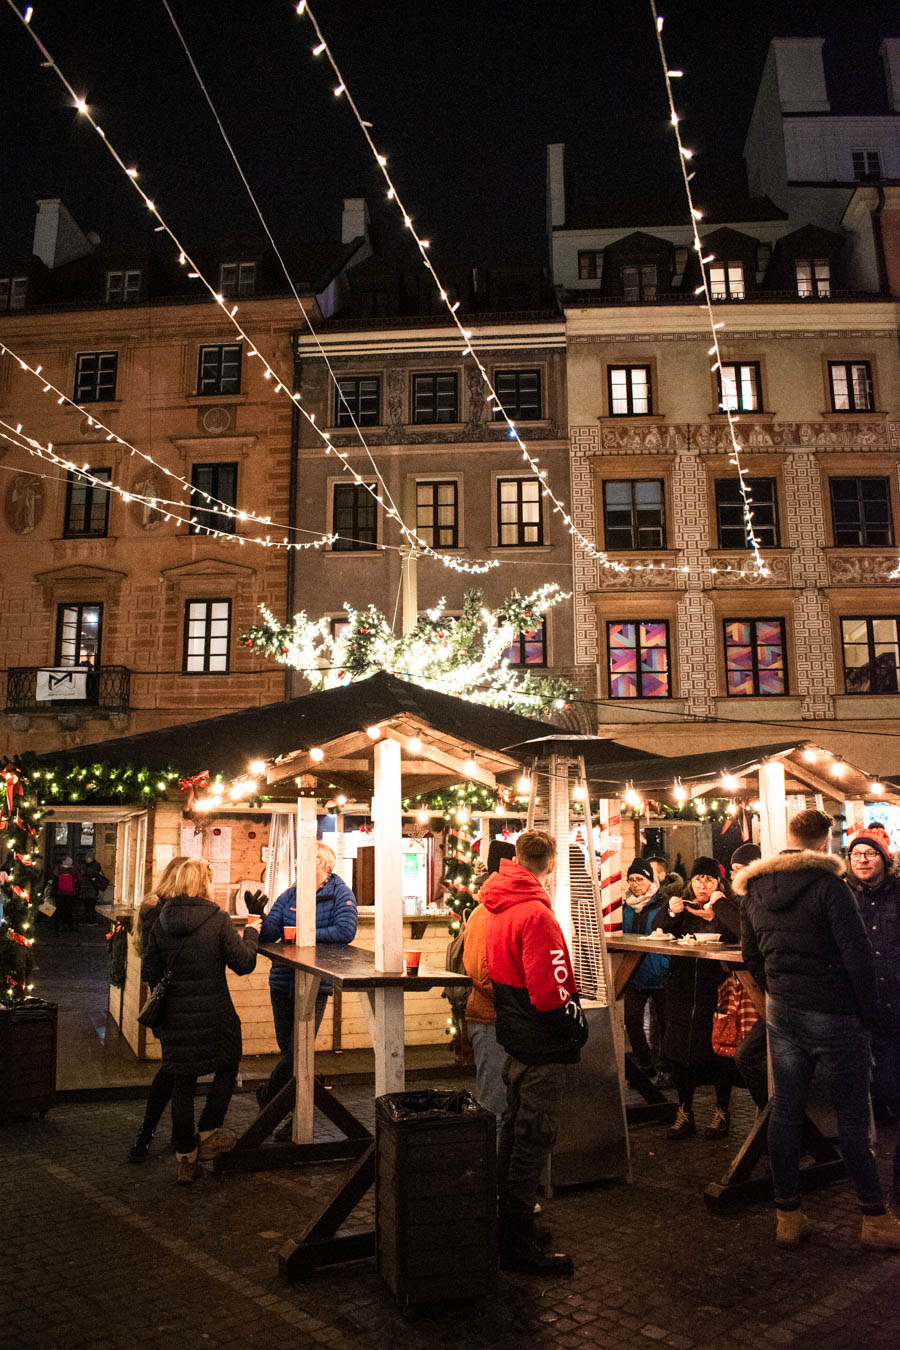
left=503, top=619, right=547, bottom=667
left=724, top=618, right=787, bottom=696
left=607, top=620, right=670, bottom=698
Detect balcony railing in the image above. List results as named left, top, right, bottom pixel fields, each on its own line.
left=5, top=665, right=131, bottom=715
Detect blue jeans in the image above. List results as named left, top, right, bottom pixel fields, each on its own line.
left=467, top=1020, right=508, bottom=1134
left=767, top=996, right=885, bottom=1214
left=265, top=986, right=328, bottom=1102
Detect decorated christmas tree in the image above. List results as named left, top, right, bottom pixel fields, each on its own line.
left=0, top=762, right=39, bottom=1002
left=243, top=585, right=577, bottom=717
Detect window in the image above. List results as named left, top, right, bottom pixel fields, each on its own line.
left=190, top=462, right=237, bottom=535
left=56, top=603, right=102, bottom=667
left=492, top=369, right=542, bottom=421
left=608, top=365, right=652, bottom=416
left=415, top=480, right=458, bottom=548
left=332, top=482, right=377, bottom=551
left=330, top=617, right=351, bottom=642
left=852, top=150, right=881, bottom=181
left=219, top=262, right=256, bottom=298
left=709, top=262, right=745, bottom=299
left=603, top=479, right=666, bottom=549
left=715, top=477, right=780, bottom=549
left=796, top=259, right=830, bottom=297
left=503, top=618, right=547, bottom=667
left=183, top=599, right=231, bottom=674
left=841, top=617, right=900, bottom=694
left=412, top=373, right=458, bottom=424
left=335, top=377, right=380, bottom=427
left=622, top=264, right=657, bottom=300
left=64, top=467, right=111, bottom=538
left=578, top=251, right=603, bottom=280
left=74, top=351, right=118, bottom=402
left=718, top=363, right=761, bottom=412
left=197, top=343, right=242, bottom=396
left=828, top=361, right=874, bottom=412
left=607, top=620, right=670, bottom=698
left=829, top=477, right=892, bottom=547
left=497, top=477, right=543, bottom=546
left=0, top=276, right=27, bottom=310
left=723, top=619, right=787, bottom=696
left=105, top=269, right=141, bottom=303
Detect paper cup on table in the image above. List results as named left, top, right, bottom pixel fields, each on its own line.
left=404, top=949, right=422, bottom=976
left=283, top=926, right=296, bottom=942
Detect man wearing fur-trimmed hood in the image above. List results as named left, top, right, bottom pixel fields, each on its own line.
left=845, top=828, right=900, bottom=1206
left=737, top=808, right=900, bottom=1250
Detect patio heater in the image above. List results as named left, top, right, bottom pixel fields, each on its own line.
left=521, top=742, right=630, bottom=1185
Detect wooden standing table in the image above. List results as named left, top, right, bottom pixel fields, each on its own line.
left=606, top=934, right=845, bottom=1213
left=217, top=941, right=470, bottom=1279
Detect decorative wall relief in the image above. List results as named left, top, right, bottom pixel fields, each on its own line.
left=5, top=474, right=44, bottom=534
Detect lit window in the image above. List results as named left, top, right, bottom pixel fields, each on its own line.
left=415, top=480, right=458, bottom=548
left=184, top=600, right=231, bottom=674
left=718, top=362, right=761, bottom=412
left=795, top=259, right=830, bottom=297
left=608, top=365, right=652, bottom=416
left=828, top=361, right=873, bottom=412
left=607, top=620, right=670, bottom=698
left=723, top=619, right=787, bottom=696
left=497, top=478, right=543, bottom=546
left=56, top=603, right=103, bottom=667
left=708, top=262, right=745, bottom=299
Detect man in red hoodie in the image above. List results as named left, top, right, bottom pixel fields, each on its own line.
left=482, top=829, right=588, bottom=1276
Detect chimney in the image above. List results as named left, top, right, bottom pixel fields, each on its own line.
left=769, top=38, right=830, bottom=113
left=881, top=38, right=900, bottom=113
left=32, top=199, right=95, bottom=269
left=341, top=197, right=369, bottom=244
left=546, top=143, right=566, bottom=233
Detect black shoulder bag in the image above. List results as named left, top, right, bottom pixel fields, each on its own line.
left=138, top=909, right=217, bottom=1031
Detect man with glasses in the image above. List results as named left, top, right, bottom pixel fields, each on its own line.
left=846, top=829, right=900, bottom=1206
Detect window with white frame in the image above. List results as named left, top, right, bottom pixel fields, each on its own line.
left=608, top=365, right=652, bottom=416
left=715, top=477, right=780, bottom=549
left=412, top=373, right=458, bottom=424
left=709, top=262, right=745, bottom=299
left=622, top=264, right=657, bottom=300
left=219, top=262, right=256, bottom=298
left=335, top=376, right=380, bottom=427
left=718, top=362, right=761, bottom=412
left=828, top=361, right=874, bottom=412
left=578, top=250, right=603, bottom=280
left=497, top=477, right=543, bottom=546
left=796, top=258, right=830, bottom=297
left=184, top=599, right=231, bottom=673
left=56, top=602, right=103, bottom=667
left=852, top=150, right=881, bottom=181
left=74, top=351, right=118, bottom=402
left=197, top=343, right=242, bottom=396
left=492, top=369, right=542, bottom=421
left=332, top=482, right=377, bottom=551
left=415, top=480, right=458, bottom=548
left=0, top=276, right=28, bottom=310
left=602, top=479, right=666, bottom=549
left=105, top=269, right=142, bottom=303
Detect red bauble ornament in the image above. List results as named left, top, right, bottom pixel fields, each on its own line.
left=248, top=831, right=257, bottom=840
left=213, top=827, right=221, bottom=836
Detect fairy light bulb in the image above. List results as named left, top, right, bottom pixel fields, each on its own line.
left=249, top=760, right=266, bottom=776
left=871, top=782, right=885, bottom=796
left=696, top=800, right=708, bottom=816
left=517, top=776, right=531, bottom=795
left=407, top=736, right=423, bottom=754
left=572, top=786, right=585, bottom=801
left=366, top=726, right=381, bottom=740
left=721, top=773, right=739, bottom=792
left=673, top=780, right=687, bottom=803
left=309, top=747, right=325, bottom=762
left=417, top=809, right=430, bottom=825
left=832, top=759, right=845, bottom=779
left=463, top=758, right=478, bottom=776
left=802, top=748, right=817, bottom=763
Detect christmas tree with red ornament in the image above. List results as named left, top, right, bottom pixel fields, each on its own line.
left=0, top=762, right=39, bottom=1002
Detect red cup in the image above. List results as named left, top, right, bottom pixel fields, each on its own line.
left=404, top=948, right=421, bottom=976
left=283, top=926, right=296, bottom=942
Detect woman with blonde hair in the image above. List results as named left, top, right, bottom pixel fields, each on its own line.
left=142, top=857, right=264, bottom=1184
left=128, top=857, right=187, bottom=1162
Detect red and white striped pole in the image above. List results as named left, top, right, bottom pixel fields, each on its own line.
left=598, top=799, right=623, bottom=934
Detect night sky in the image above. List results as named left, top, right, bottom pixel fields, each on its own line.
left=2, top=0, right=898, bottom=267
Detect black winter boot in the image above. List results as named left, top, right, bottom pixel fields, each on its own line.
left=129, top=1128, right=154, bottom=1162
left=500, top=1214, right=574, bottom=1277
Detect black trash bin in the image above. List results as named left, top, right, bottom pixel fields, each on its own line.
left=375, top=1089, right=497, bottom=1304
left=0, top=999, right=58, bottom=1121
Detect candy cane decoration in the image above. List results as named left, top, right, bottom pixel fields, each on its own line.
left=598, top=799, right=623, bottom=934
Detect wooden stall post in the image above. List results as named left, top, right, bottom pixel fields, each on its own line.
left=759, top=760, right=787, bottom=856
left=292, top=796, right=319, bottom=1144
left=373, top=737, right=405, bottom=1096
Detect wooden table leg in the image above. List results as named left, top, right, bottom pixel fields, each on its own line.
left=704, top=1101, right=846, bottom=1213
left=217, top=1076, right=372, bottom=1174
left=624, top=1055, right=677, bottom=1126
left=293, top=970, right=320, bottom=1145
left=279, top=1143, right=377, bottom=1282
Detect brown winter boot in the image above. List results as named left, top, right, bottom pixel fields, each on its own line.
left=860, top=1212, right=900, bottom=1249
left=175, top=1148, right=200, bottom=1185
left=775, top=1209, right=812, bottom=1247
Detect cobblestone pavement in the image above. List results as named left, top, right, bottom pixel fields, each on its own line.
left=3, top=1083, right=899, bottom=1350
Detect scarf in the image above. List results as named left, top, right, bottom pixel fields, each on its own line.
left=625, top=878, right=659, bottom=913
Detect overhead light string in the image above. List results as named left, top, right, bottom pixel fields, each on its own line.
left=649, top=3, right=768, bottom=576
left=5, top=0, right=497, bottom=576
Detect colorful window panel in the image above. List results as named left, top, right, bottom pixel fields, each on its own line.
left=502, top=619, right=547, bottom=668
left=724, top=618, right=787, bottom=696
left=607, top=620, right=670, bottom=698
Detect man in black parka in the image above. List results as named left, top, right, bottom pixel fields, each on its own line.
left=738, top=808, right=900, bottom=1250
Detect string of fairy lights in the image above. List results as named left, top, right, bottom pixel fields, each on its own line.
left=649, top=3, right=768, bottom=576
left=5, top=0, right=499, bottom=577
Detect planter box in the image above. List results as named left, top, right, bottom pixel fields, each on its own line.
left=0, top=1001, right=57, bottom=1121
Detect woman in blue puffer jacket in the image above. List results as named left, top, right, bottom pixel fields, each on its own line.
left=620, top=857, right=670, bottom=1077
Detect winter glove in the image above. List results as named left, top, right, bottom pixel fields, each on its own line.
left=243, top=889, right=268, bottom=917
left=563, top=997, right=587, bottom=1038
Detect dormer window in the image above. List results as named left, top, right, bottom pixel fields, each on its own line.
left=0, top=276, right=28, bottom=310
left=709, top=262, right=744, bottom=299
left=220, top=262, right=256, bottom=298
left=852, top=150, right=881, bottom=181
left=796, top=259, right=830, bottom=298
left=622, top=264, right=657, bottom=301
left=105, top=269, right=141, bottom=303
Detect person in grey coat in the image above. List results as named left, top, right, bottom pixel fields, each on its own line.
left=142, top=857, right=264, bottom=1184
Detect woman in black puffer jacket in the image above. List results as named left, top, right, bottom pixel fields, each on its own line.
left=660, top=856, right=741, bottom=1141
left=142, top=858, right=261, bottom=1184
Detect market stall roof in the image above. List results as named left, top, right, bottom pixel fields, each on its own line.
left=566, top=739, right=900, bottom=804
left=37, top=673, right=644, bottom=798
